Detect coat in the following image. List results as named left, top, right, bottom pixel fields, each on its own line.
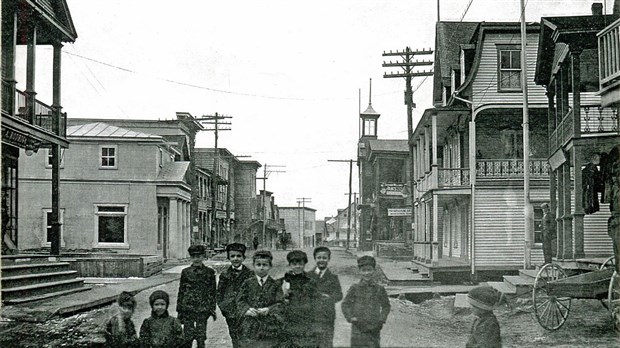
left=217, top=265, right=254, bottom=319
left=104, top=314, right=139, bottom=348
left=279, top=271, right=319, bottom=345
left=177, top=263, right=216, bottom=321
left=236, top=276, right=284, bottom=340
left=341, top=279, right=390, bottom=333
left=307, top=268, right=343, bottom=326
left=465, top=311, right=501, bottom=348
left=139, top=310, right=184, bottom=348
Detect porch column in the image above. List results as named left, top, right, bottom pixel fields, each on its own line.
left=424, top=127, right=431, bottom=173
left=547, top=84, right=556, bottom=132
left=50, top=43, right=63, bottom=255
left=432, top=115, right=438, bottom=187
left=432, top=195, right=439, bottom=262
left=556, top=167, right=565, bottom=258
left=570, top=49, right=582, bottom=138
left=168, top=198, right=178, bottom=259
left=417, top=137, right=423, bottom=179
left=2, top=12, right=18, bottom=116
left=562, top=160, right=573, bottom=259
left=572, top=146, right=585, bottom=258
left=412, top=145, right=417, bottom=185
left=177, top=198, right=183, bottom=258
left=25, top=21, right=37, bottom=123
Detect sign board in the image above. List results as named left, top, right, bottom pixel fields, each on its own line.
left=548, top=150, right=566, bottom=171
left=216, top=211, right=227, bottom=219
left=379, top=183, right=407, bottom=196
left=388, top=208, right=411, bottom=217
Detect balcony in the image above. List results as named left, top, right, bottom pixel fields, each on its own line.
left=438, top=168, right=470, bottom=187
left=549, top=104, right=619, bottom=150
left=476, top=158, right=549, bottom=178
left=598, top=18, right=620, bottom=107
left=1, top=81, right=67, bottom=138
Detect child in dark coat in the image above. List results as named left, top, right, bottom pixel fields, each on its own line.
left=280, top=250, right=319, bottom=348
left=177, top=244, right=217, bottom=348
left=139, top=290, right=184, bottom=348
left=217, top=243, right=254, bottom=348
left=309, top=246, right=343, bottom=348
left=236, top=250, right=284, bottom=348
left=466, top=286, right=502, bottom=348
left=342, top=256, right=390, bottom=348
left=104, top=291, right=139, bottom=348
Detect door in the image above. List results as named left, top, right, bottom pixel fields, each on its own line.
left=2, top=148, right=18, bottom=252
left=157, top=199, right=169, bottom=259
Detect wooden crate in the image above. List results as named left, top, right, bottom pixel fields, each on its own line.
left=68, top=254, right=163, bottom=278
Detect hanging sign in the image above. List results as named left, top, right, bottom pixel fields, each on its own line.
left=379, top=183, right=407, bottom=196
left=388, top=208, right=411, bottom=216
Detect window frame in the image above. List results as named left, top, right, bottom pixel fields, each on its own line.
left=99, top=145, right=118, bottom=170
left=532, top=201, right=549, bottom=248
left=42, top=208, right=65, bottom=247
left=94, top=203, right=129, bottom=248
left=496, top=44, right=522, bottom=92
left=45, top=149, right=65, bottom=169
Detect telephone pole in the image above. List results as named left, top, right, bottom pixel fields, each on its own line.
left=382, top=47, right=433, bottom=244
left=344, top=192, right=358, bottom=248
left=328, top=159, right=355, bottom=250
left=296, top=197, right=312, bottom=248
left=256, top=164, right=285, bottom=249
left=196, top=113, right=232, bottom=249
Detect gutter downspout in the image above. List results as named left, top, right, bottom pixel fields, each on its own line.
left=452, top=94, right=477, bottom=278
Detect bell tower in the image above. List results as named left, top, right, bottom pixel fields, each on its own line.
left=359, top=79, right=380, bottom=141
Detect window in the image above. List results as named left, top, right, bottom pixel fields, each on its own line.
left=100, top=145, right=118, bottom=169
left=95, top=205, right=128, bottom=247
left=42, top=209, right=64, bottom=247
left=364, top=119, right=376, bottom=136
left=498, top=47, right=521, bottom=91
left=45, top=149, right=65, bottom=168
left=533, top=204, right=547, bottom=245
left=304, top=220, right=313, bottom=230
left=159, top=148, right=164, bottom=167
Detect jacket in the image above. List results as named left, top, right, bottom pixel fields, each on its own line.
left=236, top=276, right=283, bottom=340
left=139, top=310, right=184, bottom=348
left=341, top=279, right=391, bottom=333
left=104, top=314, right=139, bottom=348
left=280, top=271, right=319, bottom=338
left=217, top=264, right=254, bottom=319
left=177, top=263, right=216, bottom=320
left=465, top=311, right=502, bottom=348
left=307, top=268, right=343, bottom=325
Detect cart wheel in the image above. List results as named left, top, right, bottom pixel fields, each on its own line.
left=600, top=256, right=615, bottom=270
left=609, top=271, right=620, bottom=332
left=533, top=263, right=571, bottom=331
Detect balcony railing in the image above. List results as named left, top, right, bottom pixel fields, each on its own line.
left=438, top=168, right=470, bottom=187
left=598, top=18, right=620, bottom=90
left=476, top=159, right=549, bottom=178
left=10, top=89, right=67, bottom=137
left=550, top=105, right=619, bottom=150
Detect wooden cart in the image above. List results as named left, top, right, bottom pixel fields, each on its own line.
left=532, top=256, right=620, bottom=331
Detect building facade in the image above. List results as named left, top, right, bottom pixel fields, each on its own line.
left=279, top=206, right=316, bottom=248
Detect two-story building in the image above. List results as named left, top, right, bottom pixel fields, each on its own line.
left=234, top=160, right=261, bottom=246
left=2, top=0, right=77, bottom=254
left=279, top=206, right=316, bottom=248
left=325, top=202, right=359, bottom=248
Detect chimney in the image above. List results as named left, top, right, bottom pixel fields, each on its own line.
left=592, top=3, right=603, bottom=16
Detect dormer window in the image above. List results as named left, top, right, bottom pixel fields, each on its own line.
left=497, top=45, right=522, bottom=91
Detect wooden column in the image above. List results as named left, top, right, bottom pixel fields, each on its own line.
left=571, top=50, right=582, bottom=138
left=2, top=12, right=18, bottom=116
left=50, top=43, right=63, bottom=255
left=25, top=22, right=37, bottom=123
left=424, top=127, right=431, bottom=173
left=562, top=159, right=573, bottom=259
left=432, top=197, right=438, bottom=262
left=556, top=166, right=565, bottom=259
left=168, top=198, right=178, bottom=259
left=572, top=146, right=585, bottom=258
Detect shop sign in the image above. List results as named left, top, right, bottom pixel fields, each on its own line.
left=379, top=183, right=406, bottom=196
left=388, top=208, right=411, bottom=217
left=216, top=211, right=227, bottom=219
left=2, top=127, right=30, bottom=148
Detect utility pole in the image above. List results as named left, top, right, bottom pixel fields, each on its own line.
left=520, top=0, right=532, bottom=269
left=344, top=192, right=358, bottom=248
left=382, top=47, right=433, bottom=245
left=256, top=164, right=285, bottom=249
left=196, top=113, right=232, bottom=249
left=296, top=197, right=312, bottom=248
left=328, top=159, right=355, bottom=250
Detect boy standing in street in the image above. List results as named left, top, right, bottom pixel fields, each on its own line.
left=466, top=286, right=502, bottom=348
left=309, top=246, right=342, bottom=348
left=177, top=244, right=217, bottom=348
left=342, top=256, right=390, bottom=348
left=104, top=291, right=139, bottom=348
left=236, top=250, right=283, bottom=348
left=140, top=290, right=184, bottom=348
left=217, top=243, right=254, bottom=348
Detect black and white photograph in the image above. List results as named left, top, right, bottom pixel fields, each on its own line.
left=1, top=0, right=620, bottom=347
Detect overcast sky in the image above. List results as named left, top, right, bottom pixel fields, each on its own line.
left=17, top=0, right=609, bottom=218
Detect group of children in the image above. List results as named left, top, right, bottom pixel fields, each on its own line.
left=104, top=242, right=503, bottom=348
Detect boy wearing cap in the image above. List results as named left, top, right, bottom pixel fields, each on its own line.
left=236, top=250, right=284, bottom=348
left=140, top=290, right=184, bottom=348
left=342, top=256, right=390, bottom=348
left=466, top=286, right=502, bottom=348
left=280, top=250, right=319, bottom=348
left=217, top=243, right=254, bottom=348
left=177, top=244, right=217, bottom=348
left=309, top=246, right=342, bottom=348
left=104, top=291, right=139, bottom=348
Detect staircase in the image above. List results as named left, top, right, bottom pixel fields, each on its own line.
left=488, top=269, right=539, bottom=298
left=1, top=255, right=91, bottom=305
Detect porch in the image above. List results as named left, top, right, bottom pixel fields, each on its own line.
left=598, top=18, right=620, bottom=107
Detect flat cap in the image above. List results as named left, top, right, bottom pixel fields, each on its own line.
left=286, top=250, right=308, bottom=264
left=188, top=244, right=206, bottom=256
left=467, top=286, right=500, bottom=311
left=226, top=243, right=247, bottom=254
left=254, top=250, right=273, bottom=261
left=357, top=255, right=376, bottom=268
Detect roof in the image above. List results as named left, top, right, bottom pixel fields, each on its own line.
left=279, top=206, right=317, bottom=212
left=367, top=139, right=409, bottom=153
left=360, top=103, right=380, bottom=116
left=157, top=162, right=189, bottom=182
left=67, top=122, right=162, bottom=140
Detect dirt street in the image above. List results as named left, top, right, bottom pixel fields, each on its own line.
left=1, top=248, right=619, bottom=347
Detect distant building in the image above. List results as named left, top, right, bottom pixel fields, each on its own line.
left=279, top=206, right=316, bottom=248
left=235, top=160, right=262, bottom=246
left=325, top=202, right=359, bottom=248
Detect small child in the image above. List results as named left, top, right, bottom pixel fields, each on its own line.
left=139, top=290, right=184, bottom=348
left=341, top=256, right=390, bottom=348
left=466, top=286, right=502, bottom=348
left=309, top=246, right=343, bottom=348
left=217, top=243, right=254, bottom=348
left=177, top=244, right=217, bottom=348
left=236, top=250, right=283, bottom=348
left=104, top=291, right=139, bottom=348
left=278, top=250, right=319, bottom=348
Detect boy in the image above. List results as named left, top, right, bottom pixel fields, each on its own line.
left=217, top=242, right=254, bottom=348
left=236, top=250, right=283, bottom=348
left=280, top=250, right=319, bottom=348
left=309, top=246, right=342, bottom=348
left=466, top=286, right=502, bottom=348
left=139, top=290, right=184, bottom=348
left=177, top=244, right=217, bottom=348
left=104, top=291, right=139, bottom=348
left=342, top=256, right=390, bottom=348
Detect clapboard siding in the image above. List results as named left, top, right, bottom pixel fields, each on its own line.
left=472, top=32, right=547, bottom=107
left=584, top=204, right=613, bottom=256
left=474, top=187, right=548, bottom=268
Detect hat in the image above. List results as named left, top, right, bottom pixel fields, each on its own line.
left=357, top=255, right=376, bottom=268
left=117, top=291, right=136, bottom=310
left=149, top=290, right=170, bottom=307
left=467, top=286, right=500, bottom=311
left=541, top=203, right=549, bottom=209
left=313, top=246, right=331, bottom=258
left=286, top=250, right=308, bottom=264
left=226, top=243, right=247, bottom=255
left=253, top=250, right=273, bottom=261
left=188, top=244, right=205, bottom=256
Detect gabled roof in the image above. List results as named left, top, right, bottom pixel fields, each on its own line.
left=367, top=139, right=409, bottom=153
left=67, top=122, right=162, bottom=140
left=157, top=162, right=189, bottom=182
left=23, top=0, right=78, bottom=43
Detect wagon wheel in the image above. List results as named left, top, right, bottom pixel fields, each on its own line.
left=600, top=256, right=615, bottom=310
left=600, top=256, right=615, bottom=270
left=533, top=263, right=572, bottom=331
left=609, top=271, right=620, bottom=332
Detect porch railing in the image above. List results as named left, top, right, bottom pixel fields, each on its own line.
left=13, top=89, right=66, bottom=137
left=438, top=168, right=470, bottom=187
left=598, top=18, right=620, bottom=90
left=549, top=105, right=619, bottom=150
left=476, top=158, right=549, bottom=178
